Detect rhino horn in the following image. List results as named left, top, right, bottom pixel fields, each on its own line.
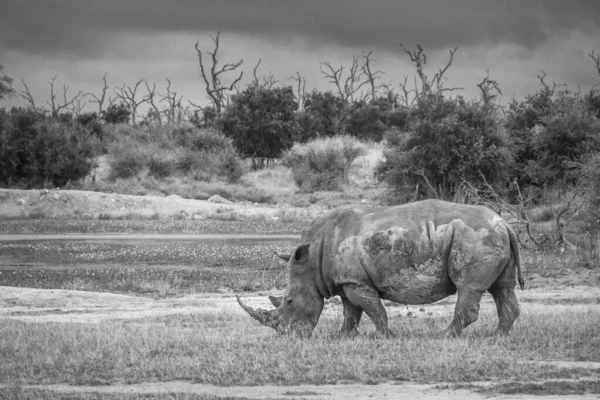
left=236, top=295, right=278, bottom=329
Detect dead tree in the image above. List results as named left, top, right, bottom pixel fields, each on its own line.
left=320, top=54, right=369, bottom=104
left=160, top=79, right=184, bottom=124
left=589, top=50, right=600, bottom=79
left=86, top=73, right=109, bottom=115
left=536, top=70, right=566, bottom=95
left=252, top=59, right=278, bottom=90
left=400, top=44, right=461, bottom=101
left=290, top=72, right=306, bottom=111
left=477, top=69, right=503, bottom=105
left=114, top=79, right=149, bottom=126
left=45, top=75, right=83, bottom=117
left=397, top=75, right=419, bottom=107
left=72, top=94, right=87, bottom=117
left=19, top=79, right=37, bottom=109
left=194, top=31, right=243, bottom=115
left=361, top=51, right=384, bottom=102
left=144, top=81, right=162, bottom=125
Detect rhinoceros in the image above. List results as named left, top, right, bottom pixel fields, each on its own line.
left=237, top=200, right=524, bottom=337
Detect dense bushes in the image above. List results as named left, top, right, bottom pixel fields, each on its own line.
left=106, top=124, right=244, bottom=184
left=0, top=108, right=98, bottom=188
left=376, top=94, right=513, bottom=200
left=283, top=136, right=366, bottom=192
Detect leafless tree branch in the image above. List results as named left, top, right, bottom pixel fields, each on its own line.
left=143, top=81, right=162, bottom=125
left=85, top=73, right=109, bottom=114
left=289, top=71, right=306, bottom=111
left=19, top=78, right=37, bottom=109
left=114, top=79, right=149, bottom=126
left=361, top=51, right=384, bottom=102
left=195, top=31, right=244, bottom=115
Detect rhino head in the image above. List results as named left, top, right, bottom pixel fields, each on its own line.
left=237, top=244, right=324, bottom=336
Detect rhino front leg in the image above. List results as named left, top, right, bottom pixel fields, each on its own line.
left=343, top=284, right=394, bottom=338
left=340, top=295, right=363, bottom=336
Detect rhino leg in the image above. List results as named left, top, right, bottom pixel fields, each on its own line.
left=340, top=295, right=363, bottom=336
left=489, top=285, right=520, bottom=335
left=343, top=284, right=395, bottom=338
left=446, top=287, right=484, bottom=337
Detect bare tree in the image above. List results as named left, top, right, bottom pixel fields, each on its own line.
left=194, top=31, right=243, bottom=115
left=396, top=75, right=419, bottom=107
left=19, top=78, right=37, bottom=109
left=589, top=50, right=600, bottom=79
left=399, top=44, right=461, bottom=101
left=72, top=93, right=87, bottom=117
left=361, top=51, right=384, bottom=102
left=290, top=71, right=306, bottom=111
left=144, top=81, right=162, bottom=125
left=477, top=69, right=503, bottom=105
left=535, top=70, right=566, bottom=95
left=252, top=59, right=278, bottom=90
left=320, top=54, right=369, bottom=103
left=114, top=79, right=149, bottom=126
left=160, top=79, right=184, bottom=124
left=86, top=73, right=109, bottom=115
left=46, top=75, right=83, bottom=117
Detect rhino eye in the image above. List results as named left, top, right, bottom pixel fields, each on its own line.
left=286, top=299, right=293, bottom=305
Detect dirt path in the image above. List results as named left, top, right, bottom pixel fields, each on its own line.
left=4, top=380, right=600, bottom=400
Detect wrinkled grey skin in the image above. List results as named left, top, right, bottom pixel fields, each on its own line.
left=237, top=200, right=524, bottom=338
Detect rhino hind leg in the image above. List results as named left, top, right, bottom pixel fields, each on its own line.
left=343, top=284, right=395, bottom=338
left=489, top=285, right=520, bottom=335
left=445, top=287, right=484, bottom=337
left=340, top=295, right=363, bottom=336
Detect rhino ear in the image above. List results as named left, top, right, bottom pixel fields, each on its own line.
left=268, top=295, right=283, bottom=308
left=293, top=244, right=311, bottom=264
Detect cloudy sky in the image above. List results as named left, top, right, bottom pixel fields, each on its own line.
left=2, top=0, right=600, bottom=113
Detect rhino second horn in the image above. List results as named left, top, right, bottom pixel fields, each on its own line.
left=269, top=295, right=283, bottom=308
left=236, top=295, right=277, bottom=328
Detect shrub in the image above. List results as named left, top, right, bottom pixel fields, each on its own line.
left=173, top=126, right=231, bottom=152
left=283, top=136, right=367, bottom=192
left=0, top=107, right=98, bottom=188
left=147, top=156, right=175, bottom=179
left=107, top=142, right=148, bottom=181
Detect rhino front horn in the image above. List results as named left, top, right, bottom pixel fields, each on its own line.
left=236, top=295, right=278, bottom=329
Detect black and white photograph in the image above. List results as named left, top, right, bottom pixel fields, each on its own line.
left=1, top=1, right=600, bottom=398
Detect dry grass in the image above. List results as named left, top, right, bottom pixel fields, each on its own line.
left=1, top=306, right=598, bottom=387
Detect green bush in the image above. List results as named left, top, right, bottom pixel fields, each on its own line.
left=283, top=136, right=367, bottom=192
left=0, top=107, right=98, bottom=188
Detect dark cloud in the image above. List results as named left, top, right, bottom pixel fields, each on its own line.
left=2, top=0, right=600, bottom=58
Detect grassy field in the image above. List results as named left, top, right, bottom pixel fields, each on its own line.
left=1, top=298, right=599, bottom=387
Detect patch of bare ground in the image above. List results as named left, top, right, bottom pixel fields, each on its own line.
left=2, top=380, right=600, bottom=399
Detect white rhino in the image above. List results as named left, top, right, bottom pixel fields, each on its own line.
left=238, top=200, right=524, bottom=337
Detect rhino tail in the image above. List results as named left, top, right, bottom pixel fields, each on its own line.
left=506, top=223, right=525, bottom=290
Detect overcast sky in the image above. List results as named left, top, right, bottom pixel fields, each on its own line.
left=2, top=0, right=600, bottom=113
